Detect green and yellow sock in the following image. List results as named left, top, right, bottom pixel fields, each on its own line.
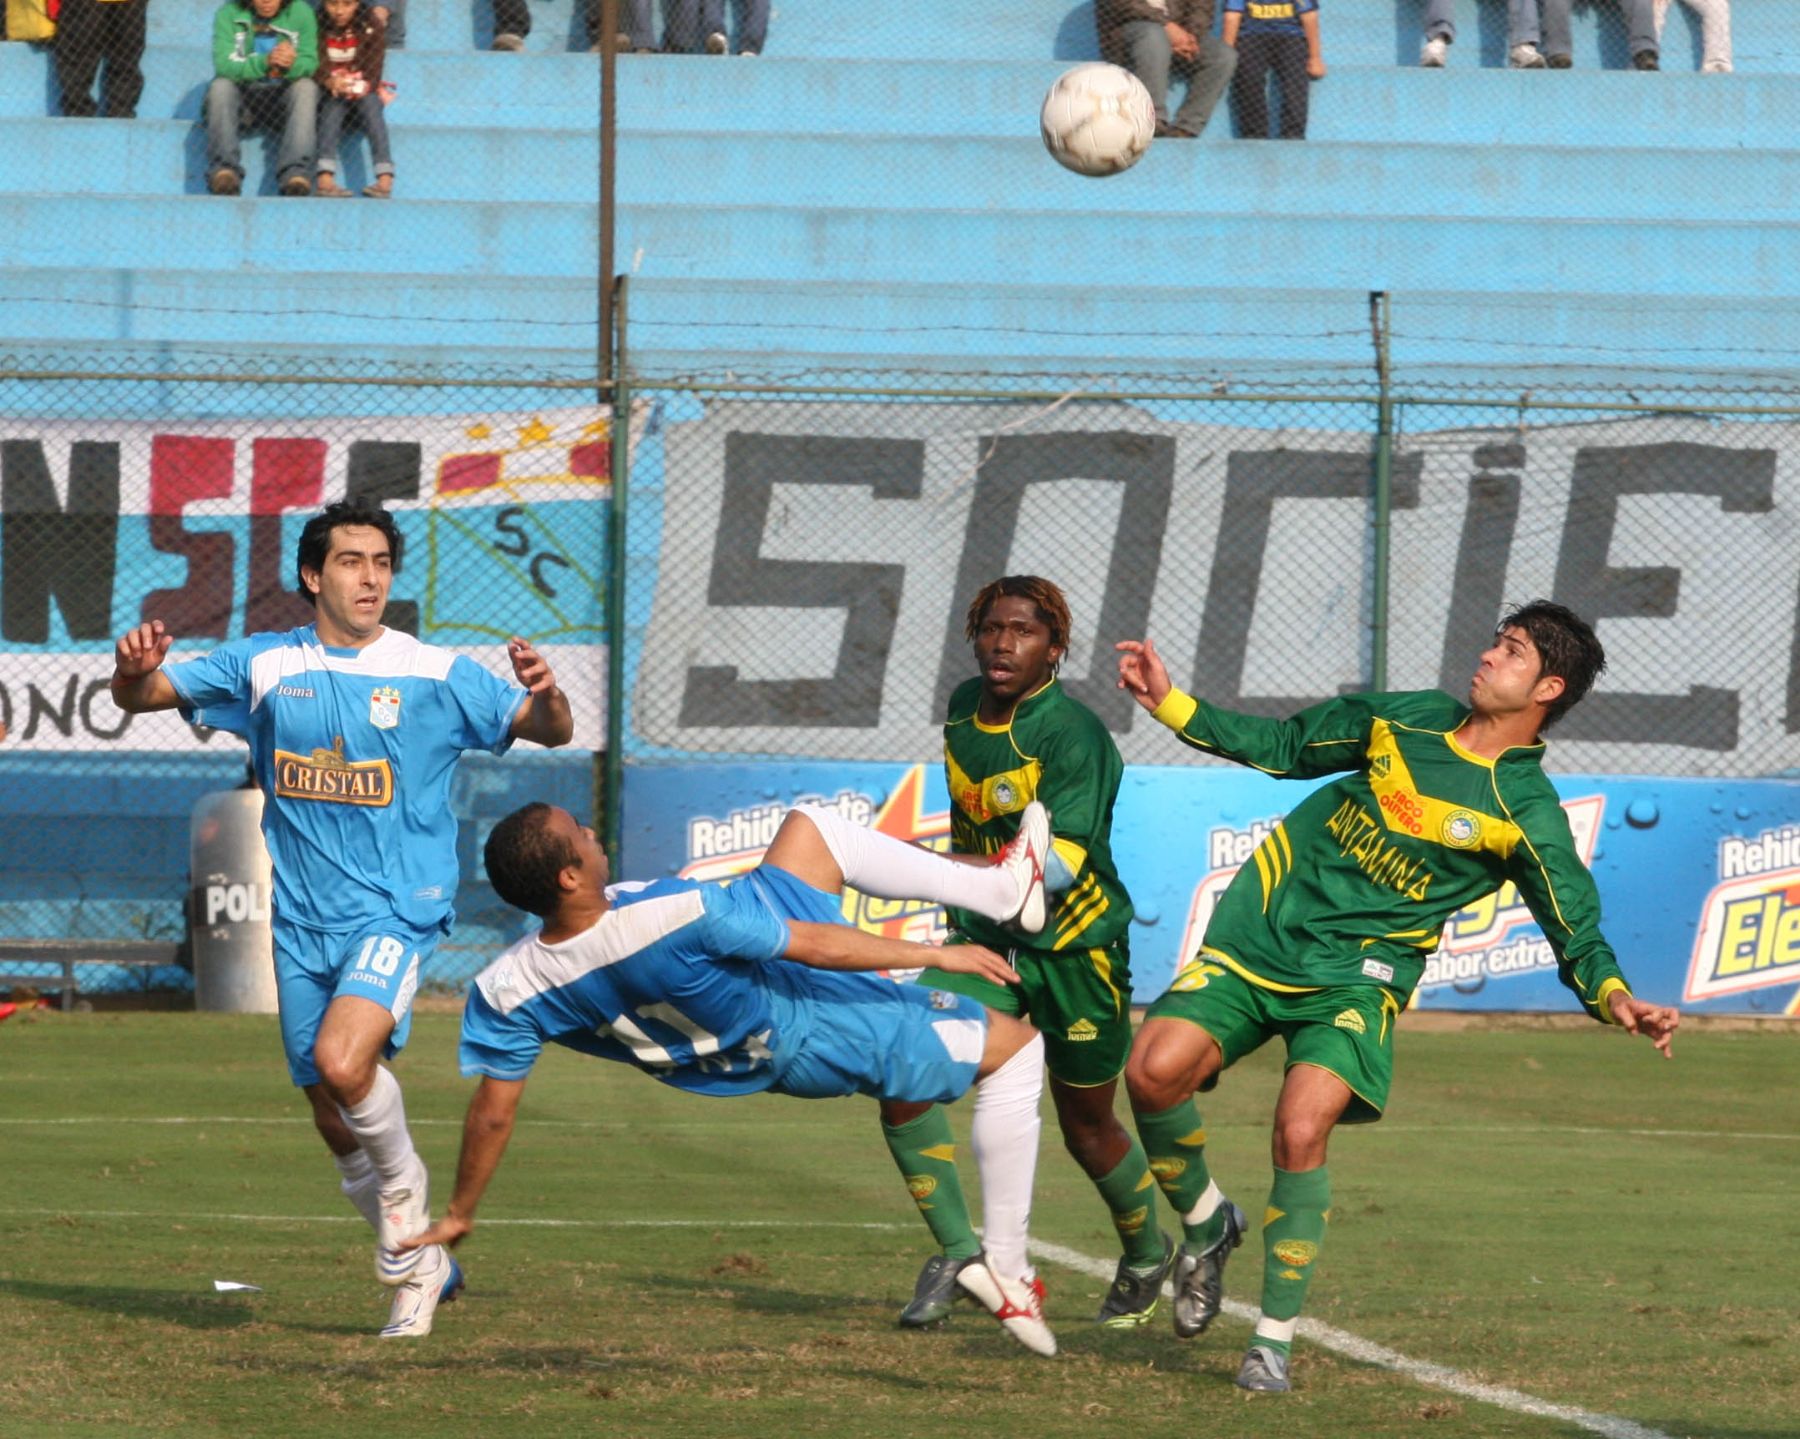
left=1133, top=1098, right=1228, bottom=1248
left=1094, top=1140, right=1166, bottom=1270
left=881, top=1106, right=980, bottom=1261
left=1256, top=1163, right=1332, bottom=1355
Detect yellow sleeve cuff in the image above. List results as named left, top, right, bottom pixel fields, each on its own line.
left=1150, top=688, right=1199, bottom=732
left=1594, top=976, right=1632, bottom=1023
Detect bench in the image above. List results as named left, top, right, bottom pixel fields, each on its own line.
left=0, top=941, right=184, bottom=1011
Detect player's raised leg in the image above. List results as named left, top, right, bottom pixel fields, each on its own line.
left=771, top=800, right=1048, bottom=932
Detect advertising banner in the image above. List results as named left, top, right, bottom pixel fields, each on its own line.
left=621, top=761, right=1800, bottom=1015
left=0, top=405, right=618, bottom=751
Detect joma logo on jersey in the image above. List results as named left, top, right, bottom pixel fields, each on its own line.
left=1065, top=1017, right=1099, bottom=1042
left=1333, top=1009, right=1367, bottom=1034
left=274, top=737, right=394, bottom=806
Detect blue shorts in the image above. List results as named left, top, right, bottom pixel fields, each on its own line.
left=273, top=913, right=442, bottom=1087
left=750, top=864, right=990, bottom=1105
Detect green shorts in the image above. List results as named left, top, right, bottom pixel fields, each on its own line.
left=1145, top=954, right=1404, bottom=1124
left=923, top=935, right=1133, bottom=1088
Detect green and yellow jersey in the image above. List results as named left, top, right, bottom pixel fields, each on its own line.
left=1152, top=687, right=1631, bottom=1022
left=943, top=676, right=1134, bottom=955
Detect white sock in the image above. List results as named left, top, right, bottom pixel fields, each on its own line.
left=971, top=1034, right=1044, bottom=1283
left=1183, top=1177, right=1224, bottom=1229
left=338, top=1065, right=424, bottom=1195
left=334, top=1148, right=382, bottom=1231
left=791, top=802, right=1017, bottom=919
left=1255, top=1314, right=1299, bottom=1345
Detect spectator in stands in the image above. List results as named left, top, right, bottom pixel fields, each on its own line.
left=1223, top=0, right=1324, bottom=140
left=314, top=0, right=394, bottom=197
left=1654, top=0, right=1731, bottom=71
left=208, top=0, right=320, bottom=195
left=1511, top=0, right=1659, bottom=68
left=55, top=0, right=147, bottom=116
left=1419, top=1, right=1543, bottom=68
left=494, top=0, right=655, bottom=51
left=667, top=0, right=767, bottom=54
left=1096, top=2, right=1236, bottom=141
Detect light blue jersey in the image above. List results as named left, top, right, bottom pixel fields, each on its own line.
left=461, top=866, right=990, bottom=1104
left=164, top=624, right=526, bottom=934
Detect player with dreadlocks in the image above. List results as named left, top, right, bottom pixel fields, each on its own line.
left=880, top=575, right=1173, bottom=1342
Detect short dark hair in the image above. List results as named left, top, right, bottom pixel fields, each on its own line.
left=963, top=576, right=1073, bottom=661
left=484, top=802, right=578, bottom=917
left=294, top=499, right=404, bottom=607
left=1499, top=600, right=1606, bottom=729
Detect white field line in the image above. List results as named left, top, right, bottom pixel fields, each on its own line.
left=0, top=1196, right=1679, bottom=1437
left=1, top=1115, right=1795, bottom=1143
left=1031, top=1237, right=1677, bottom=1439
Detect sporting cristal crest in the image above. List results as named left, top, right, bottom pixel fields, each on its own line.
left=369, top=687, right=402, bottom=730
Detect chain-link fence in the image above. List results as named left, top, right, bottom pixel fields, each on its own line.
left=0, top=352, right=610, bottom=997
left=4, top=352, right=1799, bottom=998
left=624, top=367, right=1800, bottom=778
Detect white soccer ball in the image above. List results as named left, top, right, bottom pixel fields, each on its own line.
left=1039, top=62, right=1156, bottom=178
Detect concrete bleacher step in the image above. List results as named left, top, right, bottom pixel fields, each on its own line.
left=0, top=44, right=602, bottom=124
left=618, top=277, right=1800, bottom=374
left=610, top=132, right=1800, bottom=224
left=5, top=266, right=596, bottom=351
left=1, top=117, right=597, bottom=200
left=3, top=193, right=598, bottom=274
left=613, top=201, right=1800, bottom=296
left=615, top=57, right=1800, bottom=148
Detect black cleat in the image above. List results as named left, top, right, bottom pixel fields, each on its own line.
left=1172, top=1200, right=1246, bottom=1338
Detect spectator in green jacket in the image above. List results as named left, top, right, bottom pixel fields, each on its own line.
left=207, top=0, right=319, bottom=195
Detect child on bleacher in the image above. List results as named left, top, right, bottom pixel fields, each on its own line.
left=1222, top=0, right=1325, bottom=140
left=314, top=0, right=394, bottom=197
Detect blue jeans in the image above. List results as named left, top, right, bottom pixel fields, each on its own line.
left=206, top=75, right=318, bottom=186
left=665, top=0, right=768, bottom=53
left=1511, top=0, right=1657, bottom=56
left=318, top=91, right=394, bottom=177
left=1422, top=0, right=1533, bottom=45
left=1119, top=19, right=1236, bottom=134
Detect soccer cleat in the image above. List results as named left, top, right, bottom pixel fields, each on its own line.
left=1419, top=35, right=1448, bottom=67
left=379, top=1245, right=464, bottom=1339
left=1096, top=1230, right=1175, bottom=1328
left=996, top=801, right=1050, bottom=935
left=1508, top=42, right=1547, bottom=68
left=954, top=1258, right=1057, bottom=1357
left=1172, top=1200, right=1246, bottom=1338
left=1236, top=1343, right=1292, bottom=1393
left=898, top=1253, right=975, bottom=1328
left=376, top=1177, right=429, bottom=1286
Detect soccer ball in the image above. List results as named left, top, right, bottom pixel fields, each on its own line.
left=1039, top=63, right=1156, bottom=177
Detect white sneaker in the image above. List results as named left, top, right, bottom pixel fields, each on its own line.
left=996, top=801, right=1049, bottom=935
left=955, top=1258, right=1056, bottom=1357
left=376, top=1170, right=429, bottom=1286
left=1702, top=58, right=1732, bottom=74
left=704, top=30, right=728, bottom=53
left=1509, top=42, right=1547, bottom=68
left=379, top=1244, right=464, bottom=1339
left=1420, top=35, right=1448, bottom=67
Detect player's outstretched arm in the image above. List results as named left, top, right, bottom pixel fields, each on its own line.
left=782, top=921, right=1019, bottom=987
left=1115, top=637, right=1175, bottom=714
left=1606, top=991, right=1680, bottom=1059
left=398, top=1075, right=527, bottom=1251
left=506, top=636, right=574, bottom=747
left=110, top=620, right=182, bottom=713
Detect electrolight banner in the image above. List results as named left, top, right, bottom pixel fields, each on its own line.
left=620, top=762, right=1800, bottom=1015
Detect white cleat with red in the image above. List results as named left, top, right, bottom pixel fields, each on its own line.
left=955, top=1257, right=1057, bottom=1357
left=996, top=801, right=1050, bottom=935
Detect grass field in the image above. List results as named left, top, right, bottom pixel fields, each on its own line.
left=1, top=1010, right=1794, bottom=1439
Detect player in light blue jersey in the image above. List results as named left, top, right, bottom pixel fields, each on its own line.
left=111, top=498, right=574, bottom=1339
left=399, top=797, right=1063, bottom=1355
